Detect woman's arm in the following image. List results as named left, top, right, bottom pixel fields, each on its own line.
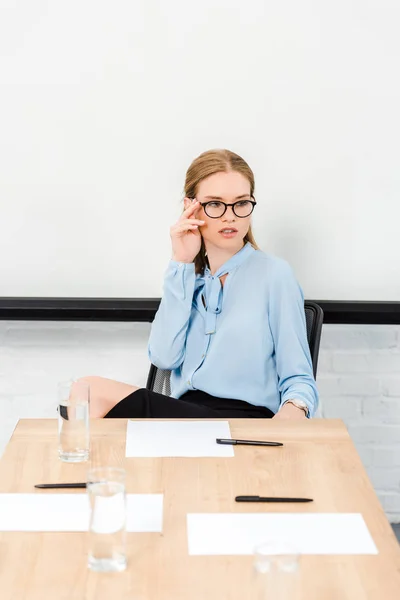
left=147, top=260, right=196, bottom=370
left=267, top=259, right=319, bottom=418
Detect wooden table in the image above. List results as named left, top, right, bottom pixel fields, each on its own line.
left=0, top=418, right=399, bottom=600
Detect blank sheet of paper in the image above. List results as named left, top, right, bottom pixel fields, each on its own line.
left=187, top=513, right=378, bottom=555
left=125, top=420, right=234, bottom=457
left=0, top=493, right=163, bottom=532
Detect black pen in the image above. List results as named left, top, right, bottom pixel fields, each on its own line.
left=35, top=483, right=87, bottom=489
left=216, top=438, right=283, bottom=447
left=235, top=496, right=313, bottom=503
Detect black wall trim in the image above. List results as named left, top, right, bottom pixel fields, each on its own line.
left=0, top=298, right=399, bottom=324
left=314, top=301, right=400, bottom=325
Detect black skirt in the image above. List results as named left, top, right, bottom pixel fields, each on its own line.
left=104, top=388, right=274, bottom=419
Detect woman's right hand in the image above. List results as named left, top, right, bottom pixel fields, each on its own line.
left=170, top=199, right=205, bottom=263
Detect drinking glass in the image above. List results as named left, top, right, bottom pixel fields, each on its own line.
left=58, top=379, right=90, bottom=462
left=87, top=467, right=127, bottom=572
left=253, top=540, right=301, bottom=600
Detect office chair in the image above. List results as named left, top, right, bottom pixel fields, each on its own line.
left=146, top=301, right=324, bottom=395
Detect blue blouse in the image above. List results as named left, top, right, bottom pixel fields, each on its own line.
left=148, top=242, right=319, bottom=417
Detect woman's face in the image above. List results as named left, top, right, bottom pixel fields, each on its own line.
left=185, top=171, right=253, bottom=251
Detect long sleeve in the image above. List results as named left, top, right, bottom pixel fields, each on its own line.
left=147, top=260, right=196, bottom=370
left=267, top=259, right=319, bottom=418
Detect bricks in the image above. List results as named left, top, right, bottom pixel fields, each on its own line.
left=0, top=394, right=56, bottom=419
left=315, top=351, right=332, bottom=372
left=368, top=446, right=400, bottom=468
left=320, top=396, right=362, bottom=420
left=331, top=353, right=368, bottom=373
left=363, top=398, right=400, bottom=423
left=367, top=354, right=400, bottom=373
left=382, top=379, right=400, bottom=398
left=4, top=321, right=151, bottom=348
left=386, top=514, right=400, bottom=525
left=321, top=325, right=398, bottom=350
left=347, top=424, right=400, bottom=445
left=5, top=326, right=84, bottom=347
left=354, top=446, right=400, bottom=473
left=342, top=377, right=382, bottom=396
left=318, top=376, right=381, bottom=397
left=366, top=467, right=400, bottom=491
left=332, top=352, right=400, bottom=374
left=377, top=493, right=400, bottom=514
left=317, top=325, right=400, bottom=521
left=364, top=330, right=399, bottom=350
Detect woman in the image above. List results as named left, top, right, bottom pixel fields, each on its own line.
left=84, top=149, right=319, bottom=420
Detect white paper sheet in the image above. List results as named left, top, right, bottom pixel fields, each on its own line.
left=125, top=420, right=234, bottom=457
left=187, top=513, right=378, bottom=555
left=0, top=493, right=163, bottom=532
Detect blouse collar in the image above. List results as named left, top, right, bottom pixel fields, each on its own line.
left=203, top=241, right=255, bottom=279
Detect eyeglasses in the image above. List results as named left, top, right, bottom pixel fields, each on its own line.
left=195, top=197, right=257, bottom=219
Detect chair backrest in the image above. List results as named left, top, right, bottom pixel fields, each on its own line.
left=304, top=301, right=324, bottom=376
left=146, top=301, right=324, bottom=395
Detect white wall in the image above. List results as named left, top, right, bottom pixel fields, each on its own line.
left=0, top=321, right=399, bottom=522
left=1, top=0, right=400, bottom=301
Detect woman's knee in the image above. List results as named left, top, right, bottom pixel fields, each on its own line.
left=76, top=376, right=140, bottom=418
left=77, top=375, right=102, bottom=385
left=77, top=376, right=137, bottom=396
left=76, top=376, right=105, bottom=399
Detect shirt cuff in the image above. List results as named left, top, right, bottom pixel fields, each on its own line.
left=169, top=260, right=196, bottom=271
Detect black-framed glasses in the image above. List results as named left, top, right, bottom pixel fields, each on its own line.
left=195, top=197, right=257, bottom=219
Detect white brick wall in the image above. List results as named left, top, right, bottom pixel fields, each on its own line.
left=318, top=325, right=400, bottom=523
left=0, top=321, right=399, bottom=522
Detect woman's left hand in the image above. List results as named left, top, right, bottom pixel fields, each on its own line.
left=272, top=402, right=307, bottom=420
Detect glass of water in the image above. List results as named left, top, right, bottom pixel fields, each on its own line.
left=253, top=539, right=301, bottom=600
left=87, top=467, right=127, bottom=573
left=58, top=379, right=90, bottom=462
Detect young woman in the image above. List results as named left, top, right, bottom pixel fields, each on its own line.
left=83, top=149, right=319, bottom=420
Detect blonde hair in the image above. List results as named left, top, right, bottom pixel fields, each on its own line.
left=183, top=149, right=260, bottom=275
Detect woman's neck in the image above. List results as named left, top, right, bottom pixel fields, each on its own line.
left=205, top=241, right=245, bottom=275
